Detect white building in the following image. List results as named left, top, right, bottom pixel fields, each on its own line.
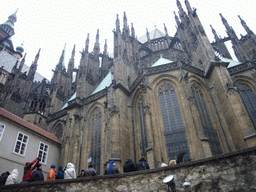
left=0, top=108, right=61, bottom=182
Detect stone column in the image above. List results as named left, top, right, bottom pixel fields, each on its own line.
left=189, top=96, right=212, bottom=158
left=226, top=87, right=255, bottom=148
left=63, top=137, right=70, bottom=166
left=109, top=106, right=121, bottom=159
left=144, top=105, right=155, bottom=168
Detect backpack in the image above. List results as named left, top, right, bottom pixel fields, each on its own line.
left=137, top=161, right=146, bottom=170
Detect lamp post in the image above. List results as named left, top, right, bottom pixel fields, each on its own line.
left=163, top=175, right=176, bottom=192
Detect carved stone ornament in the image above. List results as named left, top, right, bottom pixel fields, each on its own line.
left=188, top=96, right=197, bottom=106
left=226, top=82, right=237, bottom=94
left=198, top=131, right=209, bottom=141
left=108, top=105, right=119, bottom=116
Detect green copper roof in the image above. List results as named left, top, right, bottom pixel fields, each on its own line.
left=139, top=28, right=166, bottom=43
left=61, top=92, right=76, bottom=110
left=221, top=57, right=242, bottom=68
left=151, top=55, right=173, bottom=67
left=91, top=71, right=113, bottom=95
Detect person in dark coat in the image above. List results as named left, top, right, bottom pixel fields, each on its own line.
left=0, top=171, right=10, bottom=185
left=31, top=163, right=44, bottom=182
left=83, top=165, right=97, bottom=177
left=104, top=161, right=119, bottom=175
left=123, top=157, right=137, bottom=173
left=136, top=156, right=150, bottom=171
left=56, top=166, right=64, bottom=179
left=77, top=169, right=85, bottom=178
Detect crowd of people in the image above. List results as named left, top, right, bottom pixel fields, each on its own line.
left=0, top=155, right=175, bottom=185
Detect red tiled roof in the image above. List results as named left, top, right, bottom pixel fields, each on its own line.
left=0, top=108, right=61, bottom=144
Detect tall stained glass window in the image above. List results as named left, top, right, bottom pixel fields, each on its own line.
left=191, top=84, right=222, bottom=155
left=138, top=95, right=148, bottom=156
left=158, top=83, right=190, bottom=161
left=237, top=83, right=256, bottom=128
left=90, top=109, right=102, bottom=174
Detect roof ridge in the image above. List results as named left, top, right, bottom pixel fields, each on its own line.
left=0, top=108, right=60, bottom=144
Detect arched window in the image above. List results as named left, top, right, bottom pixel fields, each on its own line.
left=39, top=99, right=46, bottom=111
left=237, top=83, right=256, bottom=128
left=191, top=84, right=222, bottom=155
left=138, top=95, right=147, bottom=156
left=54, top=124, right=63, bottom=140
left=90, top=109, right=102, bottom=174
left=158, top=82, right=190, bottom=161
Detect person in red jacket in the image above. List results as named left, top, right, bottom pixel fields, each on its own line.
left=22, top=157, right=40, bottom=183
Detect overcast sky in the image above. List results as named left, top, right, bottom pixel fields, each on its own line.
left=1, top=0, right=256, bottom=80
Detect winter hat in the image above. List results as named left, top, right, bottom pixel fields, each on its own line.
left=51, top=164, right=56, bottom=169
left=37, top=163, right=42, bottom=168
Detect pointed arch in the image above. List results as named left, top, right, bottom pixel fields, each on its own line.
left=156, top=81, right=190, bottom=161
left=51, top=122, right=64, bottom=141
left=190, top=83, right=222, bottom=155
left=235, top=81, right=256, bottom=128
left=88, top=106, right=102, bottom=174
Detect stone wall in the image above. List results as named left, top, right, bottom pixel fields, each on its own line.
left=1, top=147, right=256, bottom=192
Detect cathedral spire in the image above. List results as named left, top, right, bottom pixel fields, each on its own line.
left=85, top=33, right=89, bottom=53
left=71, top=44, right=75, bottom=59
left=93, top=29, right=100, bottom=56
left=116, top=14, right=120, bottom=32
left=164, top=23, right=168, bottom=35
left=146, top=28, right=150, bottom=41
left=56, top=44, right=66, bottom=71
left=96, top=29, right=99, bottom=44
left=28, top=48, right=40, bottom=81
left=131, top=22, right=135, bottom=38
left=210, top=25, right=220, bottom=41
left=103, top=39, right=107, bottom=55
left=176, top=0, right=185, bottom=16
left=220, top=13, right=238, bottom=40
left=185, top=0, right=193, bottom=14
left=67, top=45, right=75, bottom=76
left=123, top=12, right=128, bottom=29
left=174, top=11, right=181, bottom=26
left=238, top=15, right=253, bottom=35
left=18, top=53, right=26, bottom=73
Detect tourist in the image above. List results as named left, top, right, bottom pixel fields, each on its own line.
left=5, top=169, right=19, bottom=185
left=22, top=157, right=40, bottom=183
left=64, top=163, right=76, bottom=179
left=169, top=160, right=176, bottom=166
left=0, top=171, right=10, bottom=185
left=77, top=169, right=85, bottom=178
left=161, top=163, right=168, bottom=167
left=31, top=163, right=44, bottom=182
left=136, top=156, right=150, bottom=170
left=83, top=165, right=97, bottom=177
left=47, top=165, right=56, bottom=180
left=123, top=157, right=137, bottom=173
left=56, top=166, right=64, bottom=179
left=104, top=161, right=119, bottom=175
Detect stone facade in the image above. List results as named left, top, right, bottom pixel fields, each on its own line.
left=1, top=147, right=256, bottom=192
left=0, top=0, right=256, bottom=177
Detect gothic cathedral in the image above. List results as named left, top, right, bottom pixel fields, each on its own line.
left=0, top=0, right=256, bottom=175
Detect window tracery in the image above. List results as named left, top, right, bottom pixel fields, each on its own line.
left=191, top=84, right=222, bottom=155
left=158, top=82, right=190, bottom=160
left=90, top=109, right=102, bottom=174
left=237, top=83, right=256, bottom=128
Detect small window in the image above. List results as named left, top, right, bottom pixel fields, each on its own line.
left=0, top=123, right=6, bottom=141
left=37, top=142, right=49, bottom=164
left=13, top=132, right=29, bottom=156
